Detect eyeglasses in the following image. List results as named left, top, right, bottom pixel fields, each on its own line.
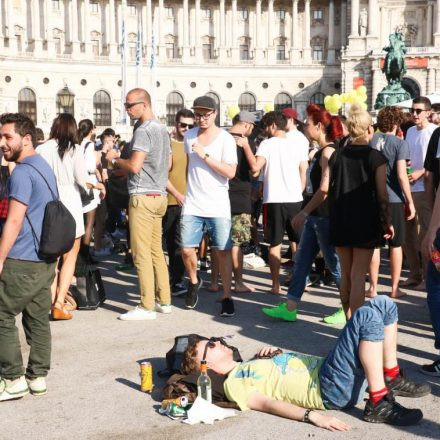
left=411, top=108, right=426, bottom=115
left=202, top=339, right=216, bottom=362
left=178, top=122, right=194, bottom=129
left=124, top=101, right=144, bottom=109
left=194, top=110, right=215, bottom=120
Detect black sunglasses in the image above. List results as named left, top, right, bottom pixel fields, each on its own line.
left=411, top=108, right=426, bottom=115
left=202, top=339, right=217, bottom=362
left=179, top=122, right=194, bottom=129
left=124, top=101, right=144, bottom=109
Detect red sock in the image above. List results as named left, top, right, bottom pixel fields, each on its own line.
left=384, top=365, right=400, bottom=381
left=369, top=387, right=389, bottom=406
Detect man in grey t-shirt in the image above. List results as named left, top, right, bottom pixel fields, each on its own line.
left=107, top=88, right=172, bottom=321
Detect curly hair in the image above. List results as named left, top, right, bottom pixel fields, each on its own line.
left=181, top=339, right=200, bottom=375
left=261, top=111, right=288, bottom=131
left=377, top=106, right=404, bottom=133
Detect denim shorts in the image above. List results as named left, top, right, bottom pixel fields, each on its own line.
left=181, top=215, right=232, bottom=250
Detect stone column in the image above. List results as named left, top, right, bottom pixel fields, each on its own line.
left=33, top=0, right=43, bottom=53
left=146, top=0, right=152, bottom=59
left=340, top=0, right=347, bottom=47
left=426, top=2, right=433, bottom=46
left=71, top=0, right=80, bottom=54
left=194, top=0, right=202, bottom=60
left=83, top=0, right=91, bottom=54
left=108, top=0, right=117, bottom=57
left=435, top=0, right=440, bottom=46
left=415, top=9, right=423, bottom=46
left=6, top=0, right=16, bottom=50
left=327, top=0, right=335, bottom=63
left=267, top=0, right=274, bottom=47
left=303, top=0, right=311, bottom=60
left=44, top=0, right=54, bottom=54
left=182, top=0, right=190, bottom=58
left=0, top=0, right=3, bottom=51
left=371, top=66, right=380, bottom=109
left=231, top=0, right=238, bottom=59
left=350, top=0, right=359, bottom=37
left=428, top=67, right=436, bottom=94
left=290, top=0, right=299, bottom=61
left=367, top=0, right=378, bottom=36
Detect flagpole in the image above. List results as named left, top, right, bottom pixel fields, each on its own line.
left=121, top=0, right=128, bottom=127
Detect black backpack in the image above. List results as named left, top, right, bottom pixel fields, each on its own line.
left=21, top=162, right=76, bottom=259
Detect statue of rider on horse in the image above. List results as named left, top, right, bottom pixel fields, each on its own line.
left=382, top=32, right=407, bottom=86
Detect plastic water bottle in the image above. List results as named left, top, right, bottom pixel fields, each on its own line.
left=197, top=360, right=212, bottom=403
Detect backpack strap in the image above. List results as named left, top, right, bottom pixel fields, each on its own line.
left=19, top=161, right=58, bottom=201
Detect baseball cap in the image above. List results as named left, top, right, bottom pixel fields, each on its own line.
left=192, top=96, right=217, bottom=110
left=282, top=108, right=299, bottom=122
left=237, top=110, right=257, bottom=124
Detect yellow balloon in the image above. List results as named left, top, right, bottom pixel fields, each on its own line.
left=357, top=85, right=367, bottom=95
left=341, top=93, right=349, bottom=103
left=264, top=103, right=274, bottom=113
left=227, top=105, right=240, bottom=119
left=324, top=96, right=331, bottom=106
left=360, top=102, right=368, bottom=111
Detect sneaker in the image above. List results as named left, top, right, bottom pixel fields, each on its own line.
left=171, top=282, right=187, bottom=297
left=0, top=376, right=29, bottom=401
left=185, top=277, right=203, bottom=309
left=118, top=306, right=156, bottom=321
left=420, top=359, right=440, bottom=377
left=199, top=259, right=211, bottom=272
left=92, top=247, right=112, bottom=257
left=385, top=370, right=431, bottom=398
left=155, top=303, right=172, bottom=314
left=262, top=303, right=297, bottom=322
left=26, top=377, right=47, bottom=396
left=363, top=393, right=423, bottom=426
left=323, top=307, right=347, bottom=325
left=220, top=298, right=235, bottom=317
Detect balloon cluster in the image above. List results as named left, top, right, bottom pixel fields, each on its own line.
left=324, top=86, right=368, bottom=115
left=227, top=105, right=240, bottom=119
left=264, top=103, right=274, bottom=113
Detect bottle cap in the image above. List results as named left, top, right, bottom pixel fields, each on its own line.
left=200, top=360, right=207, bottom=371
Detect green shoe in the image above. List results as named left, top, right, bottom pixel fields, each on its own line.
left=262, top=303, right=297, bottom=322
left=323, top=307, right=346, bottom=325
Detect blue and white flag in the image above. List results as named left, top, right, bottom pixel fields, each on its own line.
left=136, top=25, right=143, bottom=87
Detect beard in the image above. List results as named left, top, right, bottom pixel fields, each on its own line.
left=4, top=147, right=21, bottom=162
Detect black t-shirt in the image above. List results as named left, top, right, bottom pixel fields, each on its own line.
left=329, top=145, right=387, bottom=248
left=229, top=139, right=254, bottom=215
left=424, top=126, right=440, bottom=192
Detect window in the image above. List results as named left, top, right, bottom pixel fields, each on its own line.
left=18, top=88, right=37, bottom=124
left=93, top=90, right=111, bottom=126
left=312, top=46, right=323, bottom=61
left=90, top=2, right=99, bottom=13
left=165, top=7, right=174, bottom=17
left=310, top=92, right=325, bottom=106
left=128, top=3, right=137, bottom=15
left=240, top=44, right=250, bottom=60
left=276, top=10, right=286, bottom=21
left=56, top=89, right=75, bottom=115
left=206, top=92, right=221, bottom=126
left=166, top=92, right=184, bottom=126
left=202, top=8, right=212, bottom=19
left=52, top=0, right=60, bottom=11
left=274, top=92, right=292, bottom=111
left=276, top=44, right=286, bottom=60
left=202, top=43, right=212, bottom=60
left=238, top=92, right=256, bottom=112
left=166, top=42, right=176, bottom=59
left=313, top=9, right=323, bottom=20
left=239, top=8, right=249, bottom=20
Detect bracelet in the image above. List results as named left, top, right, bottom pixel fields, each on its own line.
left=303, top=409, right=313, bottom=423
left=203, top=153, right=210, bottom=160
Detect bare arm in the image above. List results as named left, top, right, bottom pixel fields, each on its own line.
left=166, top=180, right=185, bottom=206
left=375, top=164, right=394, bottom=239
left=396, top=159, right=415, bottom=220
left=422, top=184, right=440, bottom=261
left=107, top=149, right=146, bottom=175
left=247, top=393, right=350, bottom=432
left=299, top=160, right=308, bottom=193
left=191, top=142, right=237, bottom=179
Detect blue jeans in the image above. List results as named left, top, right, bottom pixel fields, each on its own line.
left=181, top=215, right=232, bottom=250
left=425, top=229, right=440, bottom=350
left=287, top=216, right=341, bottom=301
left=319, top=295, right=398, bottom=409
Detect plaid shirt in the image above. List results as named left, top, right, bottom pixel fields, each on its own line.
left=0, top=197, right=9, bottom=219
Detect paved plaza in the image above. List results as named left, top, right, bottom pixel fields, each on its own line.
left=1, top=250, right=440, bottom=440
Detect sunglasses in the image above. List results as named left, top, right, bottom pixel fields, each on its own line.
left=411, top=108, right=426, bottom=115
left=124, top=101, right=144, bottom=109
left=178, top=122, right=194, bottom=129
left=194, top=110, right=215, bottom=119
left=202, top=339, right=216, bottom=362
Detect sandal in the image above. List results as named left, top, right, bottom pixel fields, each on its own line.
left=51, top=302, right=73, bottom=321
left=64, top=291, right=77, bottom=311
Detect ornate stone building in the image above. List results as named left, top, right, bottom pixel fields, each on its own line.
left=0, top=0, right=439, bottom=134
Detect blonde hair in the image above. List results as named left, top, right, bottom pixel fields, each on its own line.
left=347, top=103, right=372, bottom=141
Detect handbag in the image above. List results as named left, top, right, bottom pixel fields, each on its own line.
left=70, top=266, right=106, bottom=310
left=21, top=162, right=76, bottom=259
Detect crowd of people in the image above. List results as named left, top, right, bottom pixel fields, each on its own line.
left=0, top=88, right=439, bottom=431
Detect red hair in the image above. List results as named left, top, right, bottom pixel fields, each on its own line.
left=306, top=104, right=343, bottom=141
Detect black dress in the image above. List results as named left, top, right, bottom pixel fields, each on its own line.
left=329, top=144, right=387, bottom=248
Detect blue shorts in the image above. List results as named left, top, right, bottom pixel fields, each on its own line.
left=181, top=215, right=232, bottom=250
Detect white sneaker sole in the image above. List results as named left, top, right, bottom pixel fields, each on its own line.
left=0, top=388, right=29, bottom=401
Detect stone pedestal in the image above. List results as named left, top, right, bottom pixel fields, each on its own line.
left=375, top=85, right=410, bottom=109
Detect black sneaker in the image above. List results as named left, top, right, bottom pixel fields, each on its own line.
left=220, top=298, right=235, bottom=317
left=199, top=259, right=211, bottom=272
left=363, top=393, right=423, bottom=426
left=171, top=282, right=187, bottom=297
left=385, top=370, right=431, bottom=398
left=185, top=277, right=203, bottom=309
left=420, top=359, right=440, bottom=377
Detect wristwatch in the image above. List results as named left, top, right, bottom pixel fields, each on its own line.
left=203, top=153, right=210, bottom=160
left=303, top=409, right=313, bottom=423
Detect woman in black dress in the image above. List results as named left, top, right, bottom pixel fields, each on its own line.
left=329, top=104, right=393, bottom=319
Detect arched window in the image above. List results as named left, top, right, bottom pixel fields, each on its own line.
left=18, top=88, right=37, bottom=124
left=206, top=92, right=221, bottom=126
left=238, top=92, right=256, bottom=112
left=274, top=92, right=292, bottom=111
left=93, top=90, right=112, bottom=126
left=56, top=87, right=75, bottom=115
left=166, top=91, right=184, bottom=126
left=310, top=92, right=325, bottom=106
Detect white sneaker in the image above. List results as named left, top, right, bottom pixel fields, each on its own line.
left=155, top=303, right=172, bottom=314
left=92, top=247, right=112, bottom=257
left=26, top=377, right=47, bottom=396
left=118, top=306, right=156, bottom=321
left=0, top=376, right=29, bottom=401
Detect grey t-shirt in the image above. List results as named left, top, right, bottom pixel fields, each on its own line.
left=127, top=119, right=171, bottom=196
left=370, top=133, right=409, bottom=203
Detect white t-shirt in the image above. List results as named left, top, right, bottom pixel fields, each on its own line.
left=256, top=135, right=308, bottom=203
left=286, top=129, right=310, bottom=160
left=406, top=123, right=437, bottom=192
left=182, top=127, right=238, bottom=218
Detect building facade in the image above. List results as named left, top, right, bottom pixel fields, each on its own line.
left=0, top=0, right=439, bottom=135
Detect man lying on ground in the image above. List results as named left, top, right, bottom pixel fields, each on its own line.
left=182, top=296, right=430, bottom=431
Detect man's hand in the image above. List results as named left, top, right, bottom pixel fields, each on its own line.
left=309, top=412, right=350, bottom=432
left=106, top=149, right=119, bottom=162
left=405, top=202, right=416, bottom=221
left=175, top=192, right=185, bottom=207
left=0, top=261, right=3, bottom=277
left=234, top=136, right=249, bottom=149
left=255, top=346, right=281, bottom=358
left=291, top=211, right=307, bottom=232
left=422, top=229, right=436, bottom=262
left=192, top=142, right=206, bottom=160
left=408, top=169, right=424, bottom=184
left=383, top=225, right=394, bottom=240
